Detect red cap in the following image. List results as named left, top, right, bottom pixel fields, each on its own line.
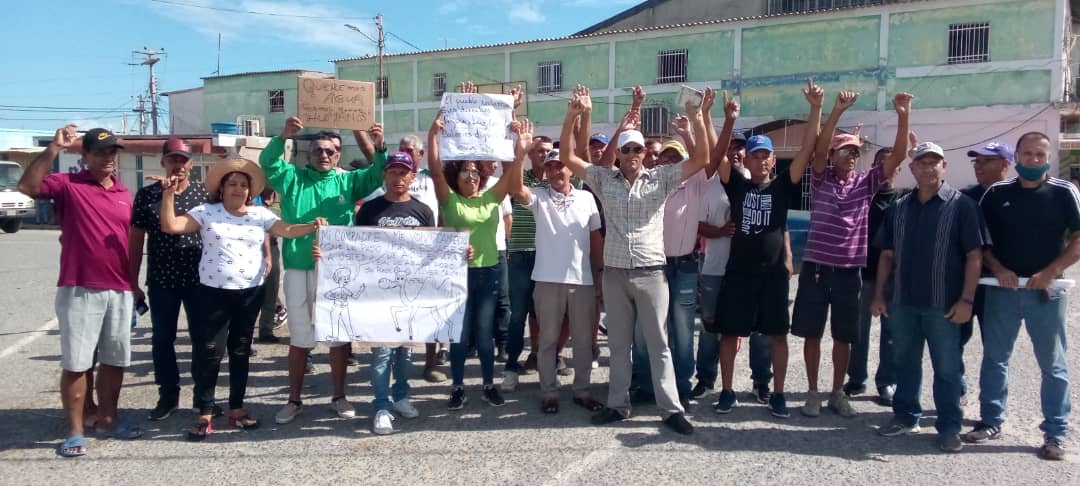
left=162, top=137, right=192, bottom=159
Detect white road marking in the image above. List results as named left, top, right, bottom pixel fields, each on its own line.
left=0, top=318, right=57, bottom=359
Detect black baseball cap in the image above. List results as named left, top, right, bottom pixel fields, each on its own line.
left=82, top=128, right=124, bottom=152
left=730, top=131, right=747, bottom=146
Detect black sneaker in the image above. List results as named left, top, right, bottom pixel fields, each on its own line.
left=767, top=392, right=790, bottom=418
left=495, top=345, right=508, bottom=363
left=663, top=412, right=694, bottom=435
left=256, top=334, right=280, bottom=344
left=447, top=387, right=467, bottom=410
left=962, top=422, right=1002, bottom=443
left=689, top=382, right=712, bottom=400
left=752, top=382, right=771, bottom=404
left=713, top=389, right=737, bottom=414
left=877, top=385, right=895, bottom=407
left=590, top=407, right=627, bottom=426
left=523, top=353, right=538, bottom=373
left=1039, top=438, right=1066, bottom=461
left=148, top=399, right=178, bottom=421
left=842, top=382, right=867, bottom=397
left=482, top=386, right=505, bottom=407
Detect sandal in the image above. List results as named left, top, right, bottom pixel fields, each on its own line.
left=95, top=422, right=144, bottom=440
left=186, top=420, right=212, bottom=442
left=57, top=435, right=87, bottom=457
left=228, top=413, right=261, bottom=430
left=541, top=398, right=559, bottom=414
left=573, top=397, right=605, bottom=412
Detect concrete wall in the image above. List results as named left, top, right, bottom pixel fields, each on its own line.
left=165, top=89, right=204, bottom=134
left=204, top=71, right=329, bottom=138
left=587, top=0, right=766, bottom=33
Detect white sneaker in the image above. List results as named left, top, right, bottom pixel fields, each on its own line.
left=500, top=370, right=519, bottom=392
left=801, top=393, right=822, bottom=417
left=331, top=397, right=356, bottom=419
left=275, top=401, right=302, bottom=424
left=372, top=409, right=394, bottom=435
left=392, top=398, right=420, bottom=419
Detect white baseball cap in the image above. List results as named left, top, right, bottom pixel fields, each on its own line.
left=910, top=141, right=945, bottom=160
left=617, top=130, right=645, bottom=149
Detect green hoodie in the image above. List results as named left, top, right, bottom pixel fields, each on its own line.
left=260, top=136, right=386, bottom=270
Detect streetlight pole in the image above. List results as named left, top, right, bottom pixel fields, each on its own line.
left=344, top=17, right=384, bottom=124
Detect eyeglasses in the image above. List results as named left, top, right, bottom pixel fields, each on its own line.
left=459, top=169, right=481, bottom=179
left=837, top=147, right=861, bottom=157
left=972, top=158, right=1005, bottom=166
left=620, top=146, right=644, bottom=154
left=312, top=148, right=337, bottom=156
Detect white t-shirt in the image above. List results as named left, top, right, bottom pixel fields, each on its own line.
left=188, top=203, right=278, bottom=289
left=483, top=177, right=513, bottom=252
left=361, top=169, right=440, bottom=223
left=701, top=175, right=733, bottom=276
left=527, top=187, right=602, bottom=285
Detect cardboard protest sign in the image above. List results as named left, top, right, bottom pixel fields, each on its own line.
left=437, top=92, right=515, bottom=161
left=297, top=77, right=375, bottom=131
left=314, top=226, right=468, bottom=344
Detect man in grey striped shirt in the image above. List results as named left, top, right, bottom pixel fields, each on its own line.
left=871, top=141, right=988, bottom=453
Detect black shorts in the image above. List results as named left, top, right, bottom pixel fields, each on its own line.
left=791, top=261, right=862, bottom=343
left=715, top=269, right=790, bottom=337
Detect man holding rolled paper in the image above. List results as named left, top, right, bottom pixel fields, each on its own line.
left=964, top=131, right=1079, bottom=461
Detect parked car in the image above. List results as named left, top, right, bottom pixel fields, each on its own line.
left=0, top=161, right=34, bottom=233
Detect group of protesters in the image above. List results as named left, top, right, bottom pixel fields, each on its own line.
left=19, top=80, right=1074, bottom=461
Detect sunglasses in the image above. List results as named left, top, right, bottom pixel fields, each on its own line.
left=459, top=169, right=481, bottom=179
left=312, top=147, right=337, bottom=156
left=837, top=147, right=861, bottom=157
left=620, top=146, right=644, bottom=154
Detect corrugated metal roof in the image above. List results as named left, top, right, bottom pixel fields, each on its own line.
left=332, top=1, right=928, bottom=64
left=161, top=86, right=203, bottom=96
left=202, top=69, right=333, bottom=81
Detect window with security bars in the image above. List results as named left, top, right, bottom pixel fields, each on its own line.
left=947, top=22, right=990, bottom=64
left=656, top=49, right=687, bottom=84
left=433, top=73, right=446, bottom=97
left=639, top=106, right=670, bottom=137
left=268, top=89, right=284, bottom=113
left=538, top=62, right=562, bottom=93
left=377, top=76, right=390, bottom=99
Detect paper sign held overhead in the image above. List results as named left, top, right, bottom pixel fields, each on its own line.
left=437, top=92, right=515, bottom=161
left=297, top=77, right=375, bottom=131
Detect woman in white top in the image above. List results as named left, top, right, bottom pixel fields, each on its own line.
left=158, top=158, right=324, bottom=441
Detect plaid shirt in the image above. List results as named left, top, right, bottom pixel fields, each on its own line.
left=586, top=163, right=683, bottom=269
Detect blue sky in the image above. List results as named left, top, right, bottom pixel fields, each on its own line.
left=1, top=0, right=636, bottom=133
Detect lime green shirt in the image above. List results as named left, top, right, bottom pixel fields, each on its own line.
left=443, top=189, right=500, bottom=268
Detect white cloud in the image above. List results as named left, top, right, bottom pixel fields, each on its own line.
left=140, top=0, right=378, bottom=54
left=508, top=2, right=546, bottom=23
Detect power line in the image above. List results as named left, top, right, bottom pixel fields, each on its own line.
left=388, top=32, right=423, bottom=52
left=149, top=0, right=375, bottom=21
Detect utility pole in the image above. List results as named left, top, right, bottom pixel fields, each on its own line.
left=132, top=48, right=165, bottom=134
left=132, top=95, right=148, bottom=135
left=376, top=14, right=384, bottom=123
left=215, top=33, right=221, bottom=76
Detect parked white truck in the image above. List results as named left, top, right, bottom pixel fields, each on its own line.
left=0, top=161, right=34, bottom=233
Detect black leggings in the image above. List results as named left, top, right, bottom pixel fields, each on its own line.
left=191, top=284, right=265, bottom=414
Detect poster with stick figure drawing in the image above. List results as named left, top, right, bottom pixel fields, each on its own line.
left=314, top=226, right=468, bottom=343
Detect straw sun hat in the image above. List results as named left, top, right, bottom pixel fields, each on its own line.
left=204, top=157, right=266, bottom=201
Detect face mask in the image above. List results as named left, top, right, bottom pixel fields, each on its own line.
left=1015, top=163, right=1050, bottom=181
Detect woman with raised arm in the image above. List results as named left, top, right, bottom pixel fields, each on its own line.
left=427, top=110, right=528, bottom=410
left=157, top=158, right=324, bottom=441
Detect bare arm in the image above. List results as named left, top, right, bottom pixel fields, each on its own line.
left=983, top=248, right=1019, bottom=289
left=714, top=91, right=739, bottom=185
left=589, top=229, right=604, bottom=273
left=871, top=250, right=894, bottom=317
left=679, top=88, right=711, bottom=182
left=672, top=115, right=695, bottom=156
left=1028, top=232, right=1080, bottom=289
left=599, top=86, right=645, bottom=168
left=945, top=248, right=982, bottom=323
left=269, top=220, right=321, bottom=239
left=351, top=129, right=376, bottom=163
left=698, top=221, right=735, bottom=239
left=19, top=125, right=77, bottom=198
left=128, top=228, right=146, bottom=301
left=491, top=119, right=533, bottom=202
left=573, top=91, right=591, bottom=162
left=427, top=113, right=451, bottom=206
left=813, top=90, right=858, bottom=175
left=159, top=183, right=201, bottom=234
left=784, top=229, right=794, bottom=277
left=882, top=93, right=913, bottom=178
left=789, top=78, right=824, bottom=185
left=561, top=94, right=592, bottom=181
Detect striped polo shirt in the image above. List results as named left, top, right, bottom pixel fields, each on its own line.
left=803, top=163, right=887, bottom=268
left=507, top=170, right=546, bottom=252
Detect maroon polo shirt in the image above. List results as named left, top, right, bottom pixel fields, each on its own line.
left=39, top=170, right=133, bottom=291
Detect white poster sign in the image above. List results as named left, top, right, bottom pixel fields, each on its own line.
left=437, top=92, right=515, bottom=161
left=314, top=226, right=468, bottom=344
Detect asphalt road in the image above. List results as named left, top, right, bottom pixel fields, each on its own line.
left=0, top=229, right=1076, bottom=484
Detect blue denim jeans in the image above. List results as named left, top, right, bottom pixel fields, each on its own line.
left=451, top=266, right=500, bottom=386
left=493, top=251, right=511, bottom=347
left=371, top=346, right=412, bottom=412
left=848, top=280, right=896, bottom=389
left=506, top=251, right=535, bottom=372
left=979, top=286, right=1071, bottom=440
left=888, top=304, right=964, bottom=435
left=633, top=257, right=697, bottom=396
left=148, top=285, right=199, bottom=401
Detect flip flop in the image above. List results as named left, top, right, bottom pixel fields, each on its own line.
left=57, top=435, right=87, bottom=458
left=573, top=397, right=605, bottom=412
left=95, top=422, right=144, bottom=440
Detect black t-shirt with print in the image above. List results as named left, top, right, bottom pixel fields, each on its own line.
left=979, top=177, right=1080, bottom=277
left=356, top=196, right=435, bottom=228
left=724, top=168, right=800, bottom=273
left=132, top=181, right=209, bottom=288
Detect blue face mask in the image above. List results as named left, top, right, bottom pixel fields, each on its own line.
left=1015, top=163, right=1050, bottom=181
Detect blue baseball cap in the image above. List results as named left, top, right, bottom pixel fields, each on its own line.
left=589, top=133, right=609, bottom=145
left=966, top=142, right=1013, bottom=163
left=745, top=135, right=774, bottom=154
